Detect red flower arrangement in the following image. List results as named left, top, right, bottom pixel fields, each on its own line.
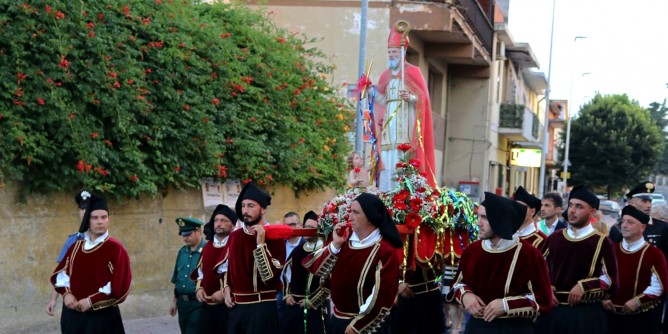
left=397, top=143, right=411, bottom=152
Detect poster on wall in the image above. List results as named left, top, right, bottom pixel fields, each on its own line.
left=201, top=177, right=224, bottom=210
left=223, top=179, right=242, bottom=208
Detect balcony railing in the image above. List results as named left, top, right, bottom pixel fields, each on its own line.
left=499, top=103, right=541, bottom=142
left=456, top=0, right=494, bottom=53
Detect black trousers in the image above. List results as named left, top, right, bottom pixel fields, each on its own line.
left=279, top=304, right=326, bottom=334
left=607, top=309, right=660, bottom=334
left=227, top=301, right=279, bottom=334
left=60, top=305, right=125, bottom=334
left=327, top=316, right=351, bottom=334
left=464, top=317, right=533, bottom=334
left=389, top=289, right=445, bottom=334
left=536, top=302, right=606, bottom=334
left=197, top=303, right=229, bottom=334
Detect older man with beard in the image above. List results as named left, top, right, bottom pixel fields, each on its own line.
left=374, top=20, right=436, bottom=190
left=537, top=185, right=618, bottom=334
left=221, top=182, right=285, bottom=334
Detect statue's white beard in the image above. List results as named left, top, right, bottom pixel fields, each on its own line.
left=388, top=59, right=400, bottom=70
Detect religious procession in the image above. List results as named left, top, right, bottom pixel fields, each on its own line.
left=4, top=1, right=668, bottom=334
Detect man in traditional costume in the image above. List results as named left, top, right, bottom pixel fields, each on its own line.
left=450, top=192, right=552, bottom=333
left=222, top=182, right=285, bottom=334
left=603, top=205, right=668, bottom=334
left=303, top=193, right=402, bottom=334
left=51, top=194, right=132, bottom=334
left=47, top=190, right=91, bottom=316
left=170, top=217, right=206, bottom=334
left=609, top=181, right=668, bottom=259
left=192, top=205, right=237, bottom=334
left=537, top=185, right=618, bottom=334
left=513, top=186, right=548, bottom=253
left=279, top=211, right=328, bottom=334
left=375, top=20, right=436, bottom=190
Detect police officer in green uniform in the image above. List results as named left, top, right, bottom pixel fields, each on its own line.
left=169, top=217, right=207, bottom=334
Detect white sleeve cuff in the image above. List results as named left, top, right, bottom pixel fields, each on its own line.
left=55, top=271, right=71, bottom=288
left=98, top=282, right=111, bottom=295
left=329, top=243, right=341, bottom=255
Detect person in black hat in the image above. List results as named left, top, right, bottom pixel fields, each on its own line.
left=512, top=186, right=548, bottom=253
left=609, top=181, right=668, bottom=333
left=192, top=205, right=237, bottom=334
left=302, top=192, right=402, bottom=334
left=279, top=210, right=328, bottom=334
left=51, top=193, right=132, bottom=334
left=221, top=182, right=285, bottom=334
left=448, top=192, right=552, bottom=334
left=602, top=205, right=668, bottom=334
left=46, top=190, right=92, bottom=316
left=610, top=181, right=668, bottom=259
left=536, top=185, right=618, bottom=334
left=169, top=217, right=206, bottom=334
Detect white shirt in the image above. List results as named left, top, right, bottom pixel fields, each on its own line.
left=514, top=223, right=537, bottom=238
left=286, top=237, right=302, bottom=260
left=482, top=236, right=518, bottom=252
left=213, top=235, right=229, bottom=248
left=566, top=224, right=595, bottom=240
left=329, top=228, right=381, bottom=254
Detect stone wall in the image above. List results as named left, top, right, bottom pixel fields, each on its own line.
left=0, top=183, right=335, bottom=333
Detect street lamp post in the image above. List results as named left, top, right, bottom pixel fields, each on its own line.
left=562, top=36, right=588, bottom=193
left=538, top=0, right=557, bottom=198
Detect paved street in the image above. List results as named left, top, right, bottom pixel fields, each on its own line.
left=19, top=316, right=179, bottom=334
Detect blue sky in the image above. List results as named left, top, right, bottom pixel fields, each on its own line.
left=508, top=0, right=668, bottom=113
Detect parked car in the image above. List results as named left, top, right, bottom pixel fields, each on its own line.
left=599, top=200, right=621, bottom=220
left=652, top=193, right=667, bottom=207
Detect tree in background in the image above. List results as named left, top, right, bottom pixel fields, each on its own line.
left=648, top=100, right=668, bottom=174
left=558, top=94, right=665, bottom=197
left=0, top=1, right=353, bottom=198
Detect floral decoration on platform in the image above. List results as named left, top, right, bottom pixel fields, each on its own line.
left=317, top=188, right=365, bottom=240
left=317, top=145, right=479, bottom=245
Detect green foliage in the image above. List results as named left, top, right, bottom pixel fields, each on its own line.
left=499, top=103, right=525, bottom=128
left=647, top=100, right=668, bottom=174
left=557, top=94, right=664, bottom=193
left=0, top=1, right=353, bottom=198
